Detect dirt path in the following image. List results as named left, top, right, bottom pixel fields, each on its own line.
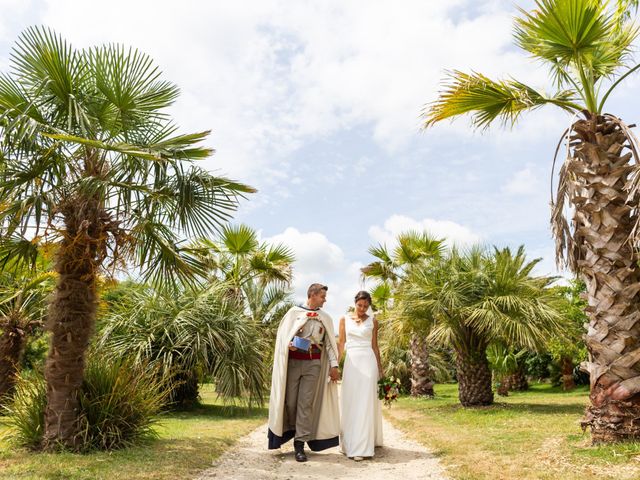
left=196, top=417, right=448, bottom=480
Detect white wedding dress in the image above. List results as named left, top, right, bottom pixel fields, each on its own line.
left=340, top=315, right=383, bottom=457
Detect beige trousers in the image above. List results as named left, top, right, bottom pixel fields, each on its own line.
left=284, top=358, right=321, bottom=442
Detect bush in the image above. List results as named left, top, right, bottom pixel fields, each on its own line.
left=382, top=345, right=412, bottom=394
left=20, top=332, right=49, bottom=371
left=525, top=352, right=553, bottom=381
left=99, top=283, right=267, bottom=409
left=2, top=369, right=46, bottom=448
left=4, top=356, right=166, bottom=451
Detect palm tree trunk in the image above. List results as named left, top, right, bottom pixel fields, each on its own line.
left=557, top=114, right=640, bottom=442
left=409, top=334, right=435, bottom=397
left=560, top=356, right=575, bottom=392
left=506, top=366, right=528, bottom=392
left=0, top=317, right=25, bottom=402
left=455, top=348, right=493, bottom=406
left=43, top=198, right=100, bottom=450
left=172, top=371, right=200, bottom=408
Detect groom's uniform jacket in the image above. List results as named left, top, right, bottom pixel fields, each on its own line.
left=268, top=305, right=340, bottom=451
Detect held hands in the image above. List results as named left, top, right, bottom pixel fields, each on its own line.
left=329, top=366, right=340, bottom=383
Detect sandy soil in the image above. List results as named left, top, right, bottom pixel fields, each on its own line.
left=196, top=417, right=448, bottom=480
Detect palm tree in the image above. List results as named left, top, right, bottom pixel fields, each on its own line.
left=0, top=265, right=53, bottom=402
left=487, top=345, right=530, bottom=395
left=0, top=27, right=254, bottom=449
left=399, top=246, right=563, bottom=406
left=192, top=224, right=295, bottom=386
left=194, top=224, right=294, bottom=292
left=424, top=0, right=640, bottom=442
left=362, top=231, right=444, bottom=396
left=99, top=281, right=266, bottom=408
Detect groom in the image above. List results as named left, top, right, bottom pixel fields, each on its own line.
left=268, top=283, right=340, bottom=462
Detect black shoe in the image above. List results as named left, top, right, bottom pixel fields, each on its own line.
left=294, top=440, right=307, bottom=462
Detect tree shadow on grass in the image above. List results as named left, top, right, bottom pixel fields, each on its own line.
left=164, top=403, right=268, bottom=421
left=498, top=402, right=586, bottom=415
left=431, top=401, right=586, bottom=416
left=524, top=384, right=589, bottom=395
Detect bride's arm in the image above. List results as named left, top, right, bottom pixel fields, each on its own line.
left=338, top=316, right=346, bottom=362
left=372, top=317, right=383, bottom=379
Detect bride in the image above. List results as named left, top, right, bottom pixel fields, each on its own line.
left=338, top=290, right=383, bottom=461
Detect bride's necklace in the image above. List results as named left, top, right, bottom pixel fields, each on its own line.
left=353, top=314, right=367, bottom=325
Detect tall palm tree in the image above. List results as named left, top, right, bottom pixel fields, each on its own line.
left=424, top=0, right=640, bottom=442
left=362, top=231, right=444, bottom=396
left=0, top=266, right=53, bottom=402
left=0, top=27, right=254, bottom=449
left=399, top=246, right=563, bottom=406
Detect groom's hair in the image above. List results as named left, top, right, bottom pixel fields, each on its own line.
left=307, top=283, right=328, bottom=298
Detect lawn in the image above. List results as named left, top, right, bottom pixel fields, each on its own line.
left=0, top=384, right=267, bottom=480
left=385, top=383, right=640, bottom=480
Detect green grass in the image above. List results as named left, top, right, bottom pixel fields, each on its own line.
left=385, top=383, right=640, bottom=480
left=0, top=384, right=267, bottom=480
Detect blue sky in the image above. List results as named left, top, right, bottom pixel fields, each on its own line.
left=2, top=0, right=640, bottom=319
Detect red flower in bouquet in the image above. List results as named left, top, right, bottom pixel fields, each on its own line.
left=377, top=376, right=402, bottom=407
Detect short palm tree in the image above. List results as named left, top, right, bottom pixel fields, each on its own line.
left=0, top=264, right=53, bottom=402
left=424, top=0, right=640, bottom=441
left=398, top=246, right=563, bottom=406
left=99, top=281, right=266, bottom=408
left=362, top=231, right=444, bottom=396
left=0, top=27, right=253, bottom=449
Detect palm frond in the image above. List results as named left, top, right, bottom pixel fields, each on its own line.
left=424, top=70, right=581, bottom=129
left=514, top=0, right=638, bottom=81
left=221, top=224, right=259, bottom=255
left=90, top=44, right=179, bottom=138
left=131, top=220, right=206, bottom=289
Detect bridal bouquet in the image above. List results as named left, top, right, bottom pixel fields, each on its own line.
left=378, top=376, right=402, bottom=407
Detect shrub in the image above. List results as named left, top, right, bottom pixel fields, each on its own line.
left=525, top=352, right=553, bottom=381
left=2, top=369, right=46, bottom=448
left=20, top=332, right=49, bottom=371
left=4, top=356, right=166, bottom=451
left=99, top=282, right=266, bottom=409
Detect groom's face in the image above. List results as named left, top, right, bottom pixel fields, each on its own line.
left=308, top=290, right=327, bottom=309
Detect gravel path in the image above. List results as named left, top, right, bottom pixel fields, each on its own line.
left=196, top=417, right=448, bottom=480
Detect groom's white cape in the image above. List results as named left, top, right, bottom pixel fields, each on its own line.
left=267, top=305, right=340, bottom=451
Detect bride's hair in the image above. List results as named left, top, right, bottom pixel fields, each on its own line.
left=354, top=290, right=371, bottom=304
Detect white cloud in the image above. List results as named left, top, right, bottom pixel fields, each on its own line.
left=502, top=164, right=541, bottom=196
left=8, top=0, right=553, bottom=192
left=264, top=227, right=365, bottom=323
left=368, top=214, right=482, bottom=248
